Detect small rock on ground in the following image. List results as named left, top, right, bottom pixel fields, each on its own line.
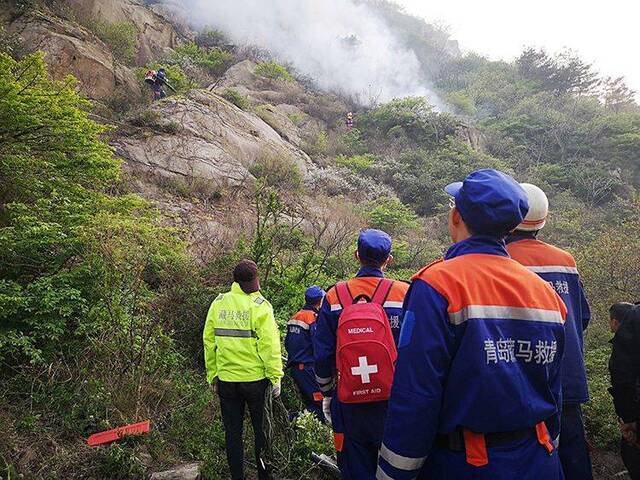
left=149, top=462, right=201, bottom=480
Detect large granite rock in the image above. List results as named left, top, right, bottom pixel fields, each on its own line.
left=114, top=89, right=312, bottom=185
left=8, top=12, right=142, bottom=102
left=63, top=0, right=181, bottom=65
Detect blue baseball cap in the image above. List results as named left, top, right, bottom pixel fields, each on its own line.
left=305, top=285, right=325, bottom=302
left=444, top=169, right=529, bottom=237
left=358, top=229, right=392, bottom=263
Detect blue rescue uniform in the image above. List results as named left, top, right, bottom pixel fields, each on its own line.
left=378, top=237, right=567, bottom=480
left=507, top=234, right=593, bottom=480
left=314, top=266, right=408, bottom=480
left=285, top=306, right=323, bottom=421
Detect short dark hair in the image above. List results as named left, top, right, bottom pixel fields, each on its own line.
left=233, top=259, right=258, bottom=284
left=359, top=256, right=386, bottom=269
left=609, top=302, right=635, bottom=322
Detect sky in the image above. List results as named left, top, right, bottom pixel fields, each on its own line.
left=398, top=0, right=640, bottom=98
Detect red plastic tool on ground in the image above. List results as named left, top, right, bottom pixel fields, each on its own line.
left=86, top=420, right=151, bottom=447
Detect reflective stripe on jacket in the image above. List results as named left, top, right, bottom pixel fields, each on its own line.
left=507, top=237, right=591, bottom=403
left=203, top=282, right=283, bottom=384
left=378, top=237, right=567, bottom=480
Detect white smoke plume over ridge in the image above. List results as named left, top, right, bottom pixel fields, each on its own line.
left=163, top=0, right=441, bottom=106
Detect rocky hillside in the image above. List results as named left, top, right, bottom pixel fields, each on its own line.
left=3, top=0, right=368, bottom=251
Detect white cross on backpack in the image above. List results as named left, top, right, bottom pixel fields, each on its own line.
left=351, top=356, right=379, bottom=384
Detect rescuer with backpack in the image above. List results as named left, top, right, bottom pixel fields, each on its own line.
left=144, top=68, right=175, bottom=101
left=506, top=184, right=593, bottom=480
left=377, top=169, right=567, bottom=480
left=313, top=229, right=409, bottom=480
left=285, top=285, right=326, bottom=421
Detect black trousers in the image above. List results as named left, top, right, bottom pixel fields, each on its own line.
left=622, top=438, right=640, bottom=480
left=218, top=379, right=271, bottom=480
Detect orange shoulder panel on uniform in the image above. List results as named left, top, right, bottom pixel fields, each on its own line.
left=414, top=254, right=567, bottom=320
left=411, top=258, right=445, bottom=281
left=325, top=277, right=408, bottom=307
left=291, top=309, right=317, bottom=325
left=387, top=280, right=410, bottom=304
left=506, top=239, right=576, bottom=268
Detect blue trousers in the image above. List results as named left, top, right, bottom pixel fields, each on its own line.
left=289, top=365, right=323, bottom=421
left=559, top=403, right=593, bottom=480
left=420, top=436, right=564, bottom=479
left=331, top=399, right=388, bottom=480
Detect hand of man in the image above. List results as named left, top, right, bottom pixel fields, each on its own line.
left=619, top=421, right=637, bottom=444
left=271, top=382, right=281, bottom=398
left=322, top=397, right=332, bottom=426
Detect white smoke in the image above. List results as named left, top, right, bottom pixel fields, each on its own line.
left=163, top=0, right=441, bottom=106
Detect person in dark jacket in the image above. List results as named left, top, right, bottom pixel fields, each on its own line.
left=285, top=285, right=326, bottom=421
left=609, top=302, right=640, bottom=479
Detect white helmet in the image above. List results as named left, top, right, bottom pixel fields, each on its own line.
left=517, top=183, right=549, bottom=231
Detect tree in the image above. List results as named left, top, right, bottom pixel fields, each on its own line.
left=601, top=76, right=638, bottom=113
left=0, top=52, right=188, bottom=367
left=517, top=48, right=600, bottom=95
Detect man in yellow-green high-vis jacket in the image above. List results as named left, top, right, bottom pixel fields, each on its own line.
left=203, top=259, right=283, bottom=480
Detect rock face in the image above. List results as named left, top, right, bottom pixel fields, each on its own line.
left=149, top=463, right=201, bottom=480
left=8, top=13, right=142, bottom=102
left=63, top=0, right=181, bottom=65
left=457, top=123, right=486, bottom=152
left=114, top=89, right=312, bottom=185
left=214, top=59, right=344, bottom=147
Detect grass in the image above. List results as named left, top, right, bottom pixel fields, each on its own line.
left=255, top=61, right=294, bottom=83
left=221, top=88, right=249, bottom=110
left=91, top=21, right=138, bottom=64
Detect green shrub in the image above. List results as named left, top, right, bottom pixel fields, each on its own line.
left=250, top=155, right=302, bottom=191
left=5, top=0, right=37, bottom=14
left=160, top=176, right=223, bottom=203
left=171, top=42, right=231, bottom=75
left=92, top=21, right=138, bottom=64
left=281, top=412, right=334, bottom=477
left=105, top=89, right=143, bottom=115
left=365, top=197, right=419, bottom=236
left=255, top=61, right=294, bottom=83
left=584, top=345, right=619, bottom=448
left=0, top=27, right=20, bottom=56
left=446, top=90, right=477, bottom=116
left=98, top=442, right=146, bottom=479
left=195, top=29, right=227, bottom=48
left=287, top=112, right=305, bottom=126
left=221, top=88, right=249, bottom=110
left=336, top=128, right=367, bottom=156
left=302, top=130, right=329, bottom=157
left=335, top=154, right=375, bottom=173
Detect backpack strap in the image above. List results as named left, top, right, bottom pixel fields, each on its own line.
left=335, top=281, right=353, bottom=308
left=371, top=278, right=394, bottom=306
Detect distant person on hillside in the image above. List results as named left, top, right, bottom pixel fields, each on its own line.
left=346, top=111, right=354, bottom=130
left=506, top=183, right=593, bottom=480
left=378, top=169, right=566, bottom=480
left=203, top=260, right=283, bottom=480
left=314, top=229, right=409, bottom=479
left=285, top=285, right=326, bottom=421
left=609, top=302, right=640, bottom=480
left=144, top=68, right=175, bottom=101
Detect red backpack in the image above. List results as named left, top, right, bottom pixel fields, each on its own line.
left=335, top=279, right=398, bottom=404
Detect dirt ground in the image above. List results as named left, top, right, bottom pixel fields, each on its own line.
left=592, top=447, right=631, bottom=479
